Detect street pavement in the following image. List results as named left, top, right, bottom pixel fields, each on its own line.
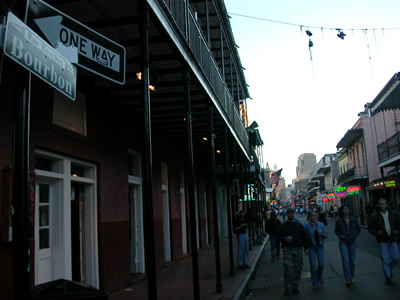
left=244, top=214, right=400, bottom=300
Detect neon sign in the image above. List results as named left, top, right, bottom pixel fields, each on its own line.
left=335, top=186, right=347, bottom=197
left=385, top=180, right=396, bottom=188
left=327, top=192, right=336, bottom=200
left=347, top=186, right=361, bottom=195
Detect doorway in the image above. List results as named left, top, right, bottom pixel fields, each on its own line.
left=71, top=183, right=85, bottom=282
left=129, top=183, right=145, bottom=274
left=34, top=150, right=99, bottom=287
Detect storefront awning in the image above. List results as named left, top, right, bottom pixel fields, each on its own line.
left=336, top=129, right=363, bottom=150
left=369, top=72, right=400, bottom=116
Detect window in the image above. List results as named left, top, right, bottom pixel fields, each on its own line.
left=53, top=90, right=87, bottom=135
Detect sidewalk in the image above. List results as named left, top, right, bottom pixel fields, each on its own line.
left=109, top=235, right=268, bottom=300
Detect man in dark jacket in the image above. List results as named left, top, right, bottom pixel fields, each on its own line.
left=277, top=208, right=310, bottom=295
left=265, top=211, right=281, bottom=261
left=368, top=198, right=400, bottom=285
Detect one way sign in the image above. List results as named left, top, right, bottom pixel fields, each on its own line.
left=26, top=0, right=126, bottom=85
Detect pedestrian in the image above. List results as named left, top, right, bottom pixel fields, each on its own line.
left=334, top=204, right=361, bottom=287
left=277, top=208, right=310, bottom=295
left=317, top=206, right=328, bottom=226
left=367, top=197, right=400, bottom=285
left=234, top=210, right=250, bottom=269
left=334, top=204, right=339, bottom=220
left=265, top=208, right=271, bottom=221
left=305, top=210, right=328, bottom=289
left=265, top=211, right=282, bottom=262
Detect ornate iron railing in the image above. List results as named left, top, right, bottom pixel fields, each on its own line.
left=158, top=0, right=249, bottom=155
left=377, top=131, right=400, bottom=163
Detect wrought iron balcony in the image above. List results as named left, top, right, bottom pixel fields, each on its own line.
left=377, top=131, right=400, bottom=163
left=158, top=0, right=249, bottom=154
left=337, top=166, right=368, bottom=184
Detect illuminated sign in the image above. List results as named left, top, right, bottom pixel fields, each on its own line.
left=385, top=180, right=396, bottom=188
left=335, top=186, right=347, bottom=197
left=347, top=186, right=361, bottom=195
left=327, top=192, right=336, bottom=200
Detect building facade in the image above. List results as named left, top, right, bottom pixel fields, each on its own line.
left=0, top=1, right=264, bottom=299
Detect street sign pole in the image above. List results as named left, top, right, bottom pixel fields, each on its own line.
left=12, top=62, right=31, bottom=300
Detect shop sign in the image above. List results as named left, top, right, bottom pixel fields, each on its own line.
left=385, top=180, right=396, bottom=188
left=327, top=192, right=336, bottom=200
left=347, top=186, right=361, bottom=195
left=334, top=186, right=347, bottom=197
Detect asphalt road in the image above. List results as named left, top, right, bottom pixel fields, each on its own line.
left=244, top=214, right=400, bottom=300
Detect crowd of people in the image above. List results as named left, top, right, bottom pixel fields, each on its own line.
left=235, top=197, right=400, bottom=296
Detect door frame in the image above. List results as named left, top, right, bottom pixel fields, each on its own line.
left=34, top=150, right=99, bottom=288
left=128, top=177, right=145, bottom=274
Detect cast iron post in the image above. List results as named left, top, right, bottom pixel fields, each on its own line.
left=184, top=70, right=200, bottom=300
left=139, top=3, right=157, bottom=299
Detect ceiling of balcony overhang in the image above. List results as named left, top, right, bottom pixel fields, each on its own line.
left=31, top=0, right=250, bottom=166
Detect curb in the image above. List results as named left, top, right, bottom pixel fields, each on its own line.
left=232, top=236, right=269, bottom=300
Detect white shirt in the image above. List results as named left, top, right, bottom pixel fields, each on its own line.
left=380, top=211, right=391, bottom=236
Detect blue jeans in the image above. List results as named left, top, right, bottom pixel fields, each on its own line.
left=237, top=233, right=249, bottom=266
left=379, top=242, right=400, bottom=278
left=339, top=240, right=357, bottom=281
left=270, top=235, right=281, bottom=258
left=309, top=245, right=324, bottom=286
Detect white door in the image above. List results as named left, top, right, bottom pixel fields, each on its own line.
left=34, top=150, right=99, bottom=288
left=129, top=183, right=145, bottom=273
left=35, top=182, right=53, bottom=284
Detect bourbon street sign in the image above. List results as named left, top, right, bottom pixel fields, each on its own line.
left=4, top=12, right=77, bottom=100
left=26, top=0, right=126, bottom=85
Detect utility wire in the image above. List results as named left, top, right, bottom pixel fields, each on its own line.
left=228, top=12, right=400, bottom=31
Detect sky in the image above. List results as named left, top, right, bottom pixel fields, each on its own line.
left=224, top=0, right=400, bottom=183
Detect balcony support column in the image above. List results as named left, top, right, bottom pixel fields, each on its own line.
left=224, top=128, right=235, bottom=277
left=233, top=143, right=238, bottom=214
left=139, top=3, right=157, bottom=299
left=184, top=70, right=200, bottom=300
left=209, top=106, right=223, bottom=293
left=396, top=165, right=400, bottom=204
left=12, top=70, right=31, bottom=300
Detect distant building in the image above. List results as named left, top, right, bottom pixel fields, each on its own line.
left=296, top=153, right=317, bottom=181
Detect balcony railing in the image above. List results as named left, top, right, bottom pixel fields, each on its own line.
left=377, top=131, right=400, bottom=163
left=158, top=0, right=249, bottom=155
left=337, top=166, right=368, bottom=184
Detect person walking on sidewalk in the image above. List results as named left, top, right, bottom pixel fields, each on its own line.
left=265, top=211, right=282, bottom=262
left=277, top=208, right=310, bottom=295
left=367, top=197, right=400, bottom=285
left=305, top=210, right=328, bottom=289
left=334, top=204, right=361, bottom=287
left=234, top=210, right=250, bottom=269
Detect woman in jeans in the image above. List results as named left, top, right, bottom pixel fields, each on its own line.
left=334, top=205, right=361, bottom=287
left=305, top=210, right=328, bottom=289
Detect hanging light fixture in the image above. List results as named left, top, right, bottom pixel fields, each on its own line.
left=136, top=71, right=156, bottom=91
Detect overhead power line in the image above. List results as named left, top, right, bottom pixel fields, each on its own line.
left=228, top=12, right=400, bottom=31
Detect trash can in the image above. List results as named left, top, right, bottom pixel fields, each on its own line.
left=31, top=279, right=108, bottom=299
